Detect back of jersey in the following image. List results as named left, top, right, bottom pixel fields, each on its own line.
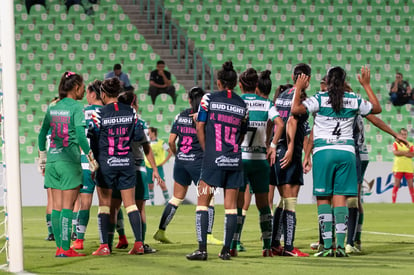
left=94, top=102, right=136, bottom=167
left=198, top=90, right=248, bottom=170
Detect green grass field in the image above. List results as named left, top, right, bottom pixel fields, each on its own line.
left=4, top=203, right=414, bottom=275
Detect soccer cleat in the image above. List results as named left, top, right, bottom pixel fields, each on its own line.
left=116, top=235, right=129, bottom=249
left=262, top=249, right=273, bottom=257
left=345, top=244, right=361, bottom=254
left=45, top=234, right=55, bottom=241
left=71, top=239, right=84, bottom=250
left=153, top=229, right=173, bottom=244
left=310, top=241, right=322, bottom=250
left=354, top=240, right=362, bottom=251
left=92, top=244, right=111, bottom=256
left=55, top=247, right=63, bottom=257
left=218, top=251, right=231, bottom=260
left=143, top=244, right=157, bottom=254
left=271, top=245, right=283, bottom=256
left=128, top=241, right=144, bottom=255
left=282, top=247, right=309, bottom=257
left=335, top=247, right=349, bottom=257
left=71, top=232, right=77, bottom=241
left=58, top=248, right=86, bottom=257
left=229, top=248, right=238, bottom=257
left=186, top=250, right=208, bottom=261
left=207, top=234, right=223, bottom=245
left=314, top=248, right=335, bottom=257
left=237, top=242, right=246, bottom=252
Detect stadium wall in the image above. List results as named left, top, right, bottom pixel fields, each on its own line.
left=0, top=161, right=411, bottom=206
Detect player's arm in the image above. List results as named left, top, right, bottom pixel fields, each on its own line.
left=38, top=113, right=51, bottom=175
left=196, top=121, right=206, bottom=151
left=303, top=128, right=313, bottom=174
left=392, top=143, right=407, bottom=157
left=143, top=143, right=164, bottom=184
left=168, top=133, right=178, bottom=155
left=365, top=114, right=409, bottom=148
left=280, top=115, right=297, bottom=169
left=358, top=66, right=382, bottom=114
left=267, top=116, right=284, bottom=166
left=290, top=74, right=309, bottom=116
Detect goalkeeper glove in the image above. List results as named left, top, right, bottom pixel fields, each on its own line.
left=86, top=151, right=99, bottom=172
left=38, top=151, right=47, bottom=174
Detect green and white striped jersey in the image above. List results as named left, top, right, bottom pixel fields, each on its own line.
left=303, top=91, right=372, bottom=154
left=241, top=93, right=280, bottom=160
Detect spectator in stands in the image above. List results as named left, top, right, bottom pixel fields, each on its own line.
left=105, top=64, right=134, bottom=92
left=149, top=60, right=177, bottom=105
left=25, top=0, right=45, bottom=14
left=389, top=72, right=411, bottom=106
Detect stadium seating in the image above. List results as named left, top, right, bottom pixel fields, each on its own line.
left=13, top=0, right=186, bottom=163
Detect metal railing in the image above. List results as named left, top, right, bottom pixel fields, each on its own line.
left=129, top=0, right=214, bottom=90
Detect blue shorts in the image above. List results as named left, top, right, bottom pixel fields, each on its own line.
left=112, top=170, right=148, bottom=200
left=243, top=159, right=270, bottom=193
left=200, top=168, right=243, bottom=189
left=98, top=166, right=136, bottom=190
left=173, top=160, right=201, bottom=186
left=80, top=170, right=95, bottom=194
left=272, top=146, right=303, bottom=186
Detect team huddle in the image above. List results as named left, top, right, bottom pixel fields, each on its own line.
left=38, top=61, right=408, bottom=259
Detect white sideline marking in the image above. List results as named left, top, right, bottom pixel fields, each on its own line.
left=364, top=231, right=414, bottom=238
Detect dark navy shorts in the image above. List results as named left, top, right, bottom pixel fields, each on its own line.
left=270, top=146, right=303, bottom=186
left=98, top=166, right=136, bottom=190
left=112, top=170, right=148, bottom=200
left=200, top=167, right=243, bottom=189
left=174, top=160, right=201, bottom=186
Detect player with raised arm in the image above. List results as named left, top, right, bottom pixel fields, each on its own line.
left=291, top=66, right=381, bottom=257
left=89, top=78, right=157, bottom=256
left=186, top=61, right=248, bottom=261
left=72, top=80, right=103, bottom=250
left=270, top=63, right=311, bottom=257
left=230, top=69, right=284, bottom=257
left=38, top=71, right=99, bottom=257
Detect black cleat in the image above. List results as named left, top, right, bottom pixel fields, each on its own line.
left=144, top=244, right=157, bottom=254
left=71, top=232, right=77, bottom=241
left=45, top=234, right=55, bottom=241
left=186, top=250, right=208, bottom=261
left=219, top=247, right=231, bottom=260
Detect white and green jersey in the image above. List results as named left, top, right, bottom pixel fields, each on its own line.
left=81, top=104, right=102, bottom=170
left=241, top=93, right=280, bottom=160
left=303, top=91, right=372, bottom=154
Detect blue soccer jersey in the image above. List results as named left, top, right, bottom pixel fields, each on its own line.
left=275, top=88, right=310, bottom=160
left=197, top=90, right=248, bottom=170
left=90, top=102, right=143, bottom=168
left=171, top=108, right=203, bottom=163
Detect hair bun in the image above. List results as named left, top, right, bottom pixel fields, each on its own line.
left=260, top=70, right=271, bottom=80
left=222, top=61, right=234, bottom=72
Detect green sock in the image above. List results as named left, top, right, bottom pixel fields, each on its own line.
left=355, top=212, right=364, bottom=242
left=61, top=209, right=73, bottom=251
left=117, top=210, right=125, bottom=236
left=162, top=190, right=169, bottom=202
left=108, top=223, right=116, bottom=251
left=142, top=222, right=147, bottom=242
left=334, top=206, right=348, bottom=249
left=51, top=210, right=61, bottom=248
left=317, top=204, right=333, bottom=249
left=149, top=190, right=155, bottom=205
left=259, top=207, right=272, bottom=249
left=72, top=211, right=78, bottom=235
left=77, top=210, right=90, bottom=240
left=46, top=213, right=53, bottom=235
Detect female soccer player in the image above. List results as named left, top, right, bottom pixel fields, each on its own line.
left=72, top=79, right=103, bottom=250
left=38, top=71, right=99, bottom=257
left=153, top=87, right=221, bottom=245
left=186, top=61, right=248, bottom=261
left=89, top=78, right=151, bottom=256
left=231, top=69, right=284, bottom=257
left=291, top=66, right=381, bottom=257
left=109, top=91, right=161, bottom=254
left=391, top=128, right=414, bottom=203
